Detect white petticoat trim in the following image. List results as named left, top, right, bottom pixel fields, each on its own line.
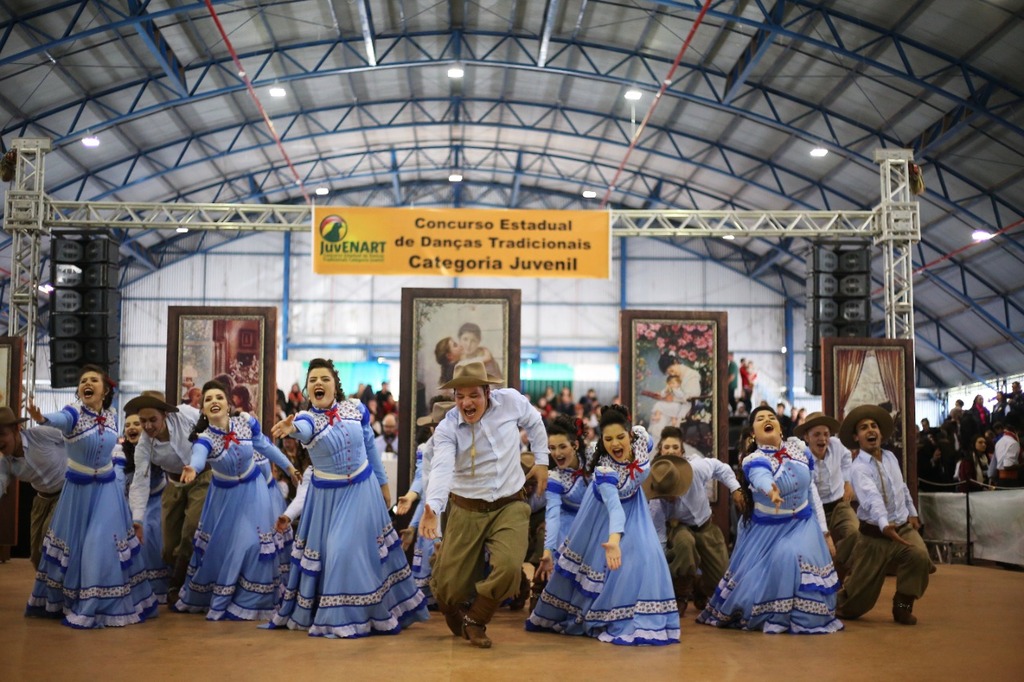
left=799, top=557, right=840, bottom=592
left=555, top=548, right=605, bottom=596
left=210, top=603, right=278, bottom=622
left=596, top=627, right=680, bottom=644
left=46, top=592, right=159, bottom=629
left=763, top=619, right=844, bottom=634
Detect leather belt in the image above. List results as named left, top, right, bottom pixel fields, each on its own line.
left=449, top=489, right=526, bottom=513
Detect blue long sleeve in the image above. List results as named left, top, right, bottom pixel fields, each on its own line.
left=543, top=487, right=563, bottom=551
left=250, top=417, right=293, bottom=472
left=189, top=440, right=212, bottom=473
left=360, top=403, right=388, bottom=486
left=42, top=407, right=78, bottom=437
left=595, top=470, right=626, bottom=535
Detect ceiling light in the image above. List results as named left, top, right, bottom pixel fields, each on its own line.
left=315, top=186, right=329, bottom=196
left=624, top=89, right=642, bottom=101
left=723, top=234, right=735, bottom=240
left=447, top=65, right=464, bottom=79
left=780, top=346, right=788, bottom=354
left=38, top=284, right=54, bottom=294
left=972, top=230, right=993, bottom=242
left=268, top=86, right=286, bottom=98
left=81, top=135, right=100, bottom=148
left=176, top=226, right=189, bottom=233
left=448, top=173, right=463, bottom=183
left=810, top=147, right=828, bottom=157
left=582, top=190, right=597, bottom=199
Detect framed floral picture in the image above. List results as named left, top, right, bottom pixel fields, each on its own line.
left=166, top=307, right=278, bottom=428
left=398, top=288, right=521, bottom=494
left=620, top=311, right=729, bottom=515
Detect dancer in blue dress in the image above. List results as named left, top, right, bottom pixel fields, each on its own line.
left=25, top=364, right=158, bottom=628
left=531, top=414, right=589, bottom=612
left=173, top=380, right=299, bottom=620
left=527, top=405, right=679, bottom=645
left=267, top=358, right=428, bottom=638
left=114, top=413, right=171, bottom=603
left=253, top=448, right=294, bottom=585
left=696, top=405, right=842, bottom=634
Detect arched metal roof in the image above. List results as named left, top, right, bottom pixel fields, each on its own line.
left=2, top=0, right=1022, bottom=390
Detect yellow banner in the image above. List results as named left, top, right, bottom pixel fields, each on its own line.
left=312, top=207, right=610, bottom=279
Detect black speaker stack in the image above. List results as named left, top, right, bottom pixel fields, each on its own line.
left=805, top=245, right=871, bottom=395
left=49, top=236, right=121, bottom=388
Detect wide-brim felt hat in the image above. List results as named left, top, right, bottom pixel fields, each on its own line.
left=124, top=391, right=179, bottom=416
left=794, top=412, right=841, bottom=439
left=838, top=404, right=893, bottom=449
left=416, top=400, right=456, bottom=426
left=0, top=406, right=28, bottom=426
left=439, top=361, right=504, bottom=390
left=642, top=454, right=694, bottom=500
left=520, top=451, right=536, bottom=472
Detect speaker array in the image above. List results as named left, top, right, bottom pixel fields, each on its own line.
left=805, top=246, right=871, bottom=395
left=49, top=236, right=121, bottom=388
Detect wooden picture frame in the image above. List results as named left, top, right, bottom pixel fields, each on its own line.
left=822, top=337, right=917, bottom=498
left=0, top=336, right=25, bottom=554
left=620, top=311, right=729, bottom=524
left=398, top=288, right=521, bottom=494
left=166, top=307, right=278, bottom=428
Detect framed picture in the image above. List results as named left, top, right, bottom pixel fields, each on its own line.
left=398, top=288, right=521, bottom=494
left=822, top=337, right=917, bottom=497
left=0, top=336, right=23, bottom=411
left=620, top=311, right=729, bottom=521
left=166, top=307, right=278, bottom=428
left=0, top=336, right=24, bottom=553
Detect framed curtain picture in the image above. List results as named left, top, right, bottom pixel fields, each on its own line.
left=166, top=307, right=278, bottom=428
left=620, top=311, right=729, bottom=519
left=398, top=288, right=521, bottom=494
left=0, top=336, right=24, bottom=553
left=822, top=337, right=917, bottom=497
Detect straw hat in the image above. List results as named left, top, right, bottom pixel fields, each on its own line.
left=838, top=404, right=893, bottom=449
left=438, top=361, right=503, bottom=390
left=416, top=400, right=456, bottom=426
left=124, top=390, right=179, bottom=416
left=794, top=412, right=841, bottom=439
left=642, top=455, right=694, bottom=500
left=0, top=406, right=28, bottom=426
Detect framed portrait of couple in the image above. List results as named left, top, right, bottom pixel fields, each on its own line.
left=398, top=288, right=521, bottom=493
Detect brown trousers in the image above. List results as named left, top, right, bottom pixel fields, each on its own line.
left=161, top=470, right=212, bottom=588
left=29, top=491, right=61, bottom=567
left=666, top=520, right=729, bottom=599
left=430, top=500, right=530, bottom=616
left=825, top=499, right=860, bottom=569
left=837, top=522, right=929, bottom=618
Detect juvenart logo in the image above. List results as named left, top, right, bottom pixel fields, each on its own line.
left=317, top=214, right=386, bottom=263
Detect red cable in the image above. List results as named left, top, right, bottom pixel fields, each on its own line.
left=600, top=0, right=714, bottom=208
left=203, top=0, right=310, bottom=204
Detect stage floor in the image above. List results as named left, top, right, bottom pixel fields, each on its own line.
left=2, top=559, right=1022, bottom=681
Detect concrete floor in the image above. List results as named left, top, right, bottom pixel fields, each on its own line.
left=2, top=558, right=1022, bottom=682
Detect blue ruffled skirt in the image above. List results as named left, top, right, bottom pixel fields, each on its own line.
left=25, top=469, right=158, bottom=628
left=140, top=484, right=170, bottom=603
left=696, top=512, right=843, bottom=634
left=266, top=467, right=428, bottom=638
left=526, top=487, right=679, bottom=645
left=411, top=532, right=437, bottom=607
left=173, top=467, right=282, bottom=620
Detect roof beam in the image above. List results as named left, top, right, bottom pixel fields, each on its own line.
left=536, top=0, right=560, bottom=68
left=356, top=0, right=377, bottom=66
left=722, top=0, right=786, bottom=105
left=128, top=0, right=189, bottom=97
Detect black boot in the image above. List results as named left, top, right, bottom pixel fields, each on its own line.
left=892, top=592, right=918, bottom=625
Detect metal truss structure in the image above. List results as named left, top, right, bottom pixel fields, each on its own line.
left=3, top=137, right=918, bottom=408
